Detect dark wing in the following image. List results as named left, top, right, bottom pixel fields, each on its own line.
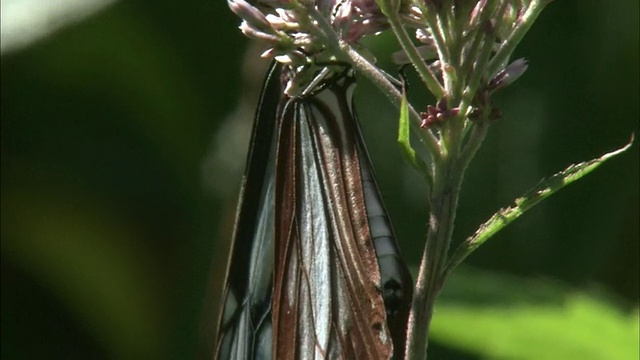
left=215, top=62, right=282, bottom=360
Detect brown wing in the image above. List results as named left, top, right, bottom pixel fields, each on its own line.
left=273, top=73, right=406, bottom=359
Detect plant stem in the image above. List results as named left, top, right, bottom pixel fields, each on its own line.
left=404, top=158, right=464, bottom=360
left=386, top=11, right=445, bottom=99
left=488, top=0, right=550, bottom=76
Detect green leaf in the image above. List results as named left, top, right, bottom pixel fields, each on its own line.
left=432, top=268, right=640, bottom=360
left=445, top=136, right=634, bottom=275
left=397, top=89, right=430, bottom=181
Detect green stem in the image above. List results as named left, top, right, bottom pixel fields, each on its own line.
left=460, top=122, right=489, bottom=170
left=423, top=4, right=451, bottom=63
left=488, top=0, right=551, bottom=76
left=386, top=11, right=445, bottom=99
left=403, top=125, right=488, bottom=360
left=404, top=159, right=464, bottom=360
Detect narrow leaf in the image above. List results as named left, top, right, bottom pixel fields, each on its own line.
left=397, top=90, right=430, bottom=180
left=444, top=136, right=634, bottom=276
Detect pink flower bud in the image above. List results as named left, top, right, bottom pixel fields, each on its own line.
left=228, top=0, right=273, bottom=34
left=488, top=58, right=528, bottom=91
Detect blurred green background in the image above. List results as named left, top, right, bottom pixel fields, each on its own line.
left=1, top=1, right=638, bottom=359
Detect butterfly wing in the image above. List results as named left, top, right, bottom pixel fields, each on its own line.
left=215, top=62, right=282, bottom=359
left=273, top=71, right=412, bottom=359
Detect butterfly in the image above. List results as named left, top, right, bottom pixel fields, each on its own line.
left=215, top=61, right=412, bottom=359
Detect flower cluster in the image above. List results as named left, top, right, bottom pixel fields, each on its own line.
left=392, top=1, right=537, bottom=127
left=228, top=0, right=388, bottom=64
left=228, top=0, right=543, bottom=123
left=228, top=0, right=396, bottom=95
